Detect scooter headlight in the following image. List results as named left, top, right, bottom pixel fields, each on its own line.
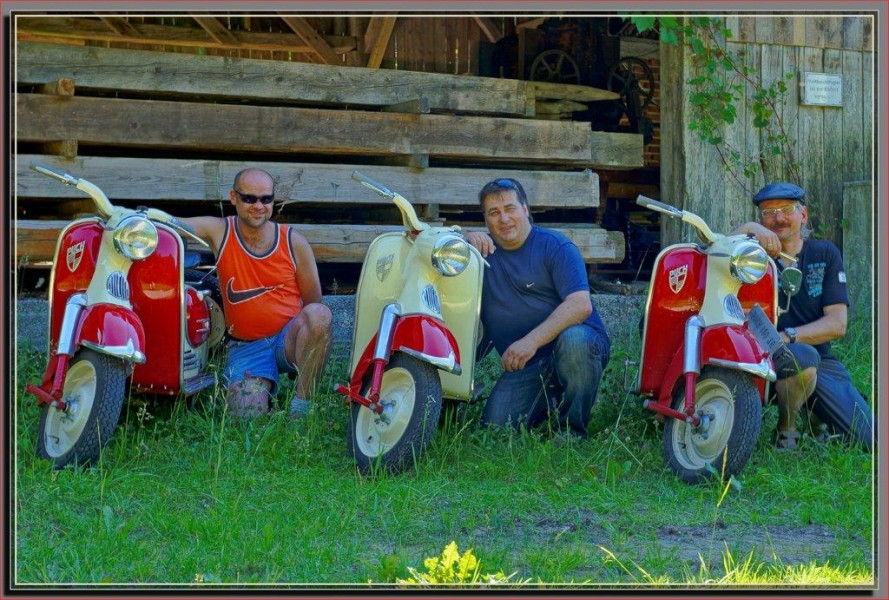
left=730, top=241, right=768, bottom=284
left=431, top=235, right=471, bottom=277
left=113, top=215, right=158, bottom=261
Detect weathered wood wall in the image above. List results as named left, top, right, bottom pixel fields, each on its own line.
left=660, top=15, right=874, bottom=252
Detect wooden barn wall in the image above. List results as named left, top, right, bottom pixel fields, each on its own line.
left=660, top=15, right=874, bottom=256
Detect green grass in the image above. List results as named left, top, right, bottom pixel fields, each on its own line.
left=12, top=328, right=875, bottom=588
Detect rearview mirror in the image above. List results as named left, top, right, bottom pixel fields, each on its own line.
left=780, top=267, right=802, bottom=297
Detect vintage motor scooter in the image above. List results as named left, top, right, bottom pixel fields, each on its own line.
left=24, top=161, right=225, bottom=469
left=335, top=171, right=486, bottom=474
left=627, top=195, right=801, bottom=483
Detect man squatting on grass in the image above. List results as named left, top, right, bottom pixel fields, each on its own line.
left=464, top=178, right=611, bottom=440
left=178, top=168, right=332, bottom=418
left=733, top=182, right=873, bottom=451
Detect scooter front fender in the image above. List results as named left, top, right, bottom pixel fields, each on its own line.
left=656, top=324, right=772, bottom=406
left=349, top=314, right=460, bottom=389
left=76, top=303, right=147, bottom=364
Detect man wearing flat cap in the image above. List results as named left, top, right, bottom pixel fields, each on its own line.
left=733, top=182, right=873, bottom=451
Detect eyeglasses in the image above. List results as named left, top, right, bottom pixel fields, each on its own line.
left=234, top=190, right=275, bottom=205
left=760, top=205, right=799, bottom=219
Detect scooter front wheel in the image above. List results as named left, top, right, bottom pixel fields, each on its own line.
left=36, top=348, right=127, bottom=469
left=663, top=367, right=761, bottom=484
left=348, top=353, right=442, bottom=475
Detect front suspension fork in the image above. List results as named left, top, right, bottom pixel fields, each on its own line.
left=25, top=293, right=88, bottom=411
left=334, top=303, right=401, bottom=414
left=643, top=315, right=703, bottom=427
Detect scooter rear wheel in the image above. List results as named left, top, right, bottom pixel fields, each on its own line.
left=36, top=348, right=127, bottom=469
left=348, top=353, right=442, bottom=475
left=663, top=367, right=762, bottom=484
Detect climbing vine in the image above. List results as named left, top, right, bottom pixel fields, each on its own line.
left=630, top=16, right=801, bottom=195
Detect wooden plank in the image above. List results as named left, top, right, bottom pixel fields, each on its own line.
left=367, top=16, right=397, bottom=69
left=842, top=50, right=864, bottom=181
left=280, top=16, right=340, bottom=65
left=16, top=155, right=602, bottom=208
left=737, top=16, right=755, bottom=43
left=15, top=16, right=357, bottom=54
left=842, top=16, right=865, bottom=50
left=822, top=48, right=844, bottom=248
left=527, top=80, right=619, bottom=102
left=797, top=47, right=826, bottom=239
left=754, top=16, right=774, bottom=45
left=190, top=16, right=241, bottom=46
left=759, top=43, right=786, bottom=183
left=98, top=16, right=142, bottom=38
left=18, top=94, right=642, bottom=168
left=14, top=220, right=623, bottom=264
left=841, top=181, right=873, bottom=317
left=16, top=42, right=533, bottom=117
left=862, top=51, right=873, bottom=179
left=773, top=16, right=795, bottom=47
left=473, top=16, right=503, bottom=44
left=792, top=17, right=806, bottom=47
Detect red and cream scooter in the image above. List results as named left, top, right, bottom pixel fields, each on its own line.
left=627, top=196, right=801, bottom=483
left=24, top=161, right=225, bottom=468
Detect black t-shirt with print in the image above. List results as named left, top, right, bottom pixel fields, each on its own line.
left=776, top=238, right=849, bottom=359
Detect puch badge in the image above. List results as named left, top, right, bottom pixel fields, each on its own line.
left=66, top=241, right=85, bottom=272
left=668, top=264, right=688, bottom=294
left=376, top=253, right=395, bottom=282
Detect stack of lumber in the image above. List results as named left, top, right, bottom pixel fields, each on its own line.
left=15, top=41, right=642, bottom=269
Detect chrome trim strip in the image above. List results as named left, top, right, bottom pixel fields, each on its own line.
left=400, top=347, right=461, bottom=375
left=56, top=294, right=88, bottom=356
left=373, top=303, right=402, bottom=360
left=82, top=339, right=147, bottom=364
left=709, top=358, right=776, bottom=382
left=683, top=315, right=704, bottom=375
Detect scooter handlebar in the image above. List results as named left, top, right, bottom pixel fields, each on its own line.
left=352, top=170, right=395, bottom=201
left=636, top=195, right=683, bottom=219
left=30, top=161, right=79, bottom=186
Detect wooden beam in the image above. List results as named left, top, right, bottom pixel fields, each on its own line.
left=16, top=155, right=602, bottom=208
left=17, top=94, right=642, bottom=168
left=14, top=220, right=623, bottom=264
left=528, top=81, right=619, bottom=102
left=280, top=16, right=340, bottom=65
left=190, top=15, right=241, bottom=46
left=366, top=16, right=397, bottom=68
left=472, top=15, right=503, bottom=43
left=15, top=17, right=356, bottom=55
left=98, top=16, right=142, bottom=38
left=17, top=42, right=533, bottom=117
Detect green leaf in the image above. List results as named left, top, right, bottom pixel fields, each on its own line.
left=661, top=28, right=679, bottom=45
left=631, top=16, right=658, bottom=32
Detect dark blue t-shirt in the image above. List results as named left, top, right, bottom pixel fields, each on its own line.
left=776, top=238, right=849, bottom=358
left=479, top=226, right=610, bottom=363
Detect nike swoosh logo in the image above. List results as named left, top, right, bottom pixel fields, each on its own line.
left=526, top=283, right=535, bottom=288
left=226, top=278, right=277, bottom=304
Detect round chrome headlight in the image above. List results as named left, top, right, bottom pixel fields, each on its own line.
left=730, top=241, right=768, bottom=284
left=113, top=215, right=158, bottom=261
left=431, top=235, right=471, bottom=277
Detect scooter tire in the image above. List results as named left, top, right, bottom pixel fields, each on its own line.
left=348, top=353, right=442, bottom=475
left=662, top=367, right=762, bottom=484
left=36, top=348, right=127, bottom=469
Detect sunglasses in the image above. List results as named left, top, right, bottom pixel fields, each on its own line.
left=234, top=189, right=275, bottom=205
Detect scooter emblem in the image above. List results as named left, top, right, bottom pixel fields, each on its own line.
left=376, top=253, right=395, bottom=282
left=668, top=264, right=688, bottom=294
left=66, top=241, right=85, bottom=272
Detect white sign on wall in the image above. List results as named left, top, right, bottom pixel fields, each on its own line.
left=801, top=72, right=843, bottom=107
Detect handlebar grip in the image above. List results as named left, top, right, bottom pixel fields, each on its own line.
left=351, top=170, right=395, bottom=199
left=29, top=161, right=79, bottom=186
left=636, top=195, right=683, bottom=219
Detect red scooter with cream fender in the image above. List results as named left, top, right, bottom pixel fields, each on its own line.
left=24, top=161, right=225, bottom=468
left=626, top=196, right=801, bottom=483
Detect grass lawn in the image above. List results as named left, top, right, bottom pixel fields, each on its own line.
left=11, top=321, right=875, bottom=589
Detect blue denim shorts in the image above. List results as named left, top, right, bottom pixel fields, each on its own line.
left=223, top=322, right=296, bottom=395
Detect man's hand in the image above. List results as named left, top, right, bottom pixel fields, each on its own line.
left=501, top=337, right=538, bottom=372
left=464, top=231, right=495, bottom=257
left=733, top=222, right=781, bottom=257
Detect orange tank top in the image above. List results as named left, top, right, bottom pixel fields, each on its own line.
left=216, top=217, right=303, bottom=340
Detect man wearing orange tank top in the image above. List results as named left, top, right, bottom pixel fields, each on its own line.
left=180, top=168, right=332, bottom=418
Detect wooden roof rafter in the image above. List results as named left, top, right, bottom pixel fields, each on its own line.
left=364, top=15, right=397, bottom=69
left=189, top=14, right=241, bottom=46
left=280, top=16, right=339, bottom=65
left=98, top=14, right=142, bottom=38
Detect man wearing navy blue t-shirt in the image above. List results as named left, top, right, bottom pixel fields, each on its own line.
left=734, top=182, right=873, bottom=451
left=465, top=178, right=611, bottom=440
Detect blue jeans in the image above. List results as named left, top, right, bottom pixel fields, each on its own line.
left=480, top=325, right=610, bottom=438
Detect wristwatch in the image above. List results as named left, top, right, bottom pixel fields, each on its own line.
left=784, top=327, right=797, bottom=344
